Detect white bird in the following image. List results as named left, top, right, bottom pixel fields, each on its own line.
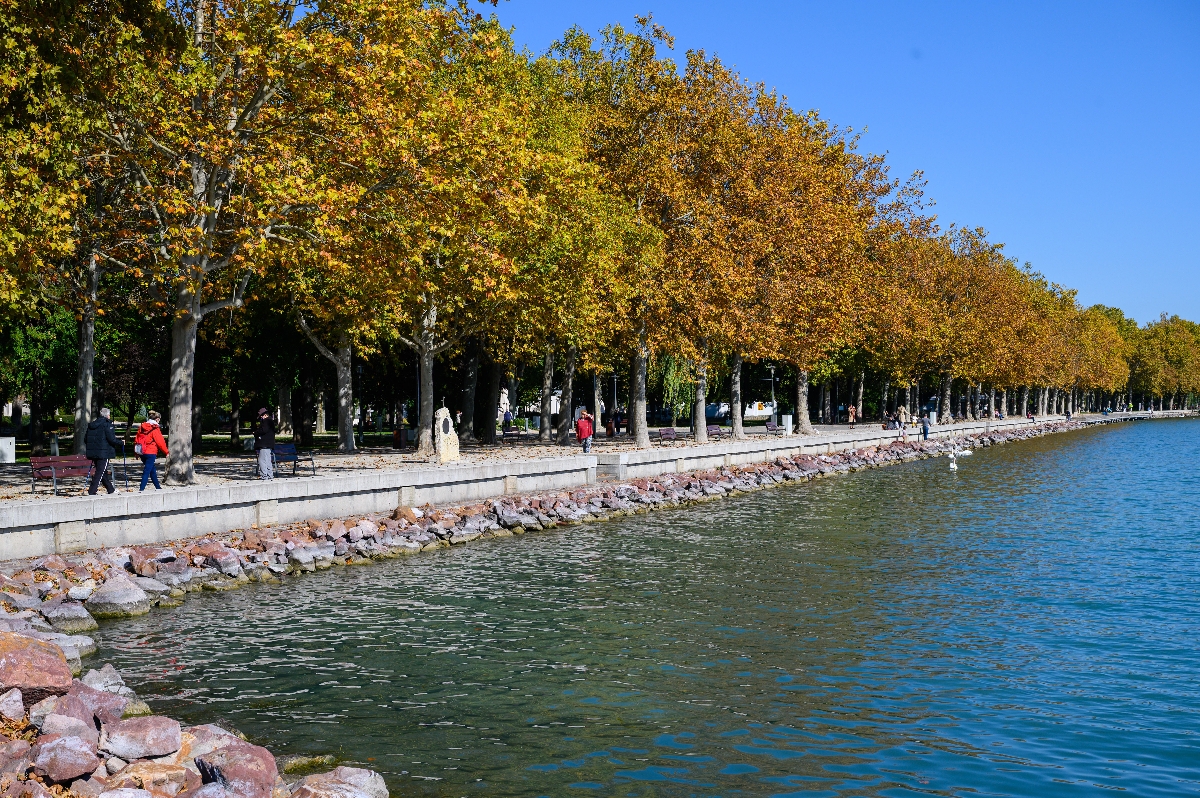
left=949, top=452, right=958, bottom=471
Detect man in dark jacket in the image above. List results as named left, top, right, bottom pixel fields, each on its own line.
left=253, top=407, right=275, bottom=480
left=84, top=407, right=121, bottom=494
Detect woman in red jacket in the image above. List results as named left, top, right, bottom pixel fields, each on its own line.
left=135, top=410, right=169, bottom=491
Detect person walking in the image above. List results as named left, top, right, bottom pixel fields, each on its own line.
left=920, top=413, right=931, bottom=441
left=576, top=409, right=595, bottom=453
left=847, top=404, right=857, bottom=429
left=254, top=407, right=276, bottom=480
left=134, top=411, right=168, bottom=491
left=84, top=407, right=121, bottom=495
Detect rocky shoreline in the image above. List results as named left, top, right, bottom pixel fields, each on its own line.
left=0, top=420, right=1085, bottom=798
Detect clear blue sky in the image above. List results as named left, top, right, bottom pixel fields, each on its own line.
left=490, top=1, right=1200, bottom=325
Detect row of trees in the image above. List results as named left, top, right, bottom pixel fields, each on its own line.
left=2, top=0, right=1196, bottom=483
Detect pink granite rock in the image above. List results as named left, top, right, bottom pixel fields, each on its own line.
left=101, top=716, right=182, bottom=760
left=194, top=738, right=278, bottom=798
left=41, top=712, right=98, bottom=745
left=0, top=633, right=73, bottom=707
left=289, top=767, right=387, bottom=798
left=69, top=680, right=129, bottom=725
left=31, top=733, right=101, bottom=783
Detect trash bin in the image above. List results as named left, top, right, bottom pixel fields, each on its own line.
left=780, top=414, right=793, bottom=435
left=0, top=437, right=13, bottom=464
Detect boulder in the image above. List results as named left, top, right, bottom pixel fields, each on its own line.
left=194, top=738, right=278, bottom=798
left=42, top=712, right=98, bottom=745
left=108, top=760, right=201, bottom=798
left=42, top=602, right=99, bottom=634
left=101, top=716, right=182, bottom=760
left=70, top=680, right=129, bottom=724
left=0, top=738, right=31, bottom=776
left=0, top=632, right=73, bottom=707
left=31, top=734, right=100, bottom=783
left=98, top=790, right=154, bottom=798
left=68, top=586, right=96, bottom=602
left=0, top=688, right=22, bottom=721
left=69, top=776, right=109, bottom=798
left=83, top=664, right=136, bottom=698
left=289, top=768, right=387, bottom=798
left=86, top=579, right=151, bottom=619
left=1, top=780, right=52, bottom=798
left=190, top=545, right=241, bottom=578
left=181, top=786, right=228, bottom=798
left=131, top=578, right=170, bottom=599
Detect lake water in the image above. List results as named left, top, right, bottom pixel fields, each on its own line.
left=92, top=419, right=1200, bottom=797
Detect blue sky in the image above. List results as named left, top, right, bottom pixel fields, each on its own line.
left=490, top=1, right=1200, bottom=325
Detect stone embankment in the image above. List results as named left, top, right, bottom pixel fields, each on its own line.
left=0, top=631, right=388, bottom=798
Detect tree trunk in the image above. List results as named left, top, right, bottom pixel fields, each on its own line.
left=940, top=374, right=952, bottom=422
left=315, top=391, right=326, bottom=434
left=556, top=346, right=577, bottom=445
left=277, top=384, right=293, bottom=437
left=592, top=373, right=602, bottom=425
left=166, top=313, right=199, bottom=483
left=880, top=378, right=890, bottom=420
left=192, top=402, right=203, bottom=454
left=539, top=345, right=555, bottom=443
left=417, top=347, right=434, bottom=455
left=29, top=366, right=43, bottom=457
left=856, top=372, right=865, bottom=419
left=795, top=369, right=814, bottom=433
left=633, top=326, right=651, bottom=448
left=459, top=339, right=480, bottom=442
left=229, top=382, right=240, bottom=448
left=299, top=318, right=355, bottom=452
left=901, top=383, right=910, bottom=420
left=730, top=354, right=745, bottom=439
left=298, top=370, right=314, bottom=445
left=987, top=386, right=995, bottom=418
left=481, top=359, right=502, bottom=445
left=821, top=381, right=830, bottom=424
left=693, top=359, right=708, bottom=444
left=73, top=253, right=100, bottom=454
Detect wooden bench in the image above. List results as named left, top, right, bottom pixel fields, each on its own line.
left=706, top=424, right=724, bottom=440
left=30, top=455, right=96, bottom=495
left=268, top=443, right=316, bottom=477
left=764, top=421, right=784, bottom=435
left=658, top=428, right=678, bottom=445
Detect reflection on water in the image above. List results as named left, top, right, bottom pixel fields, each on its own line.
left=93, top=419, right=1200, bottom=796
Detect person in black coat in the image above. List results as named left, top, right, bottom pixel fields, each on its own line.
left=253, top=407, right=275, bottom=480
left=84, top=407, right=121, bottom=494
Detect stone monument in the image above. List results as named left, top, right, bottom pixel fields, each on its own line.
left=433, top=406, right=460, bottom=464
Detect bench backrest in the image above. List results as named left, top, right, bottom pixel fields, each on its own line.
left=765, top=421, right=778, bottom=431
left=706, top=425, right=721, bottom=436
left=30, top=455, right=93, bottom=476
left=659, top=428, right=677, bottom=440
left=272, top=443, right=298, bottom=459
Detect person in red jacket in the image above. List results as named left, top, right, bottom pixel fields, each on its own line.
left=576, top=409, right=595, bottom=453
left=135, top=410, right=169, bottom=491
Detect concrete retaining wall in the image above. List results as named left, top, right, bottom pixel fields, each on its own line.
left=0, top=456, right=597, bottom=560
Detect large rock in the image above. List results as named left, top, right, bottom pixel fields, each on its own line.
left=2, top=780, right=52, bottom=798
left=86, top=579, right=151, bottom=619
left=0, top=738, right=32, bottom=776
left=83, top=664, right=137, bottom=698
left=70, top=680, right=129, bottom=724
left=190, top=545, right=241, bottom=578
left=98, top=790, right=154, bottom=798
left=42, top=713, right=98, bottom=745
left=108, top=760, right=202, bottom=798
left=41, top=602, right=99, bottom=634
left=101, top=716, right=182, bottom=760
left=290, top=768, right=387, bottom=798
left=0, top=632, right=73, bottom=707
left=0, top=688, right=23, bottom=721
left=194, top=738, right=278, bottom=798
left=31, top=734, right=100, bottom=783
